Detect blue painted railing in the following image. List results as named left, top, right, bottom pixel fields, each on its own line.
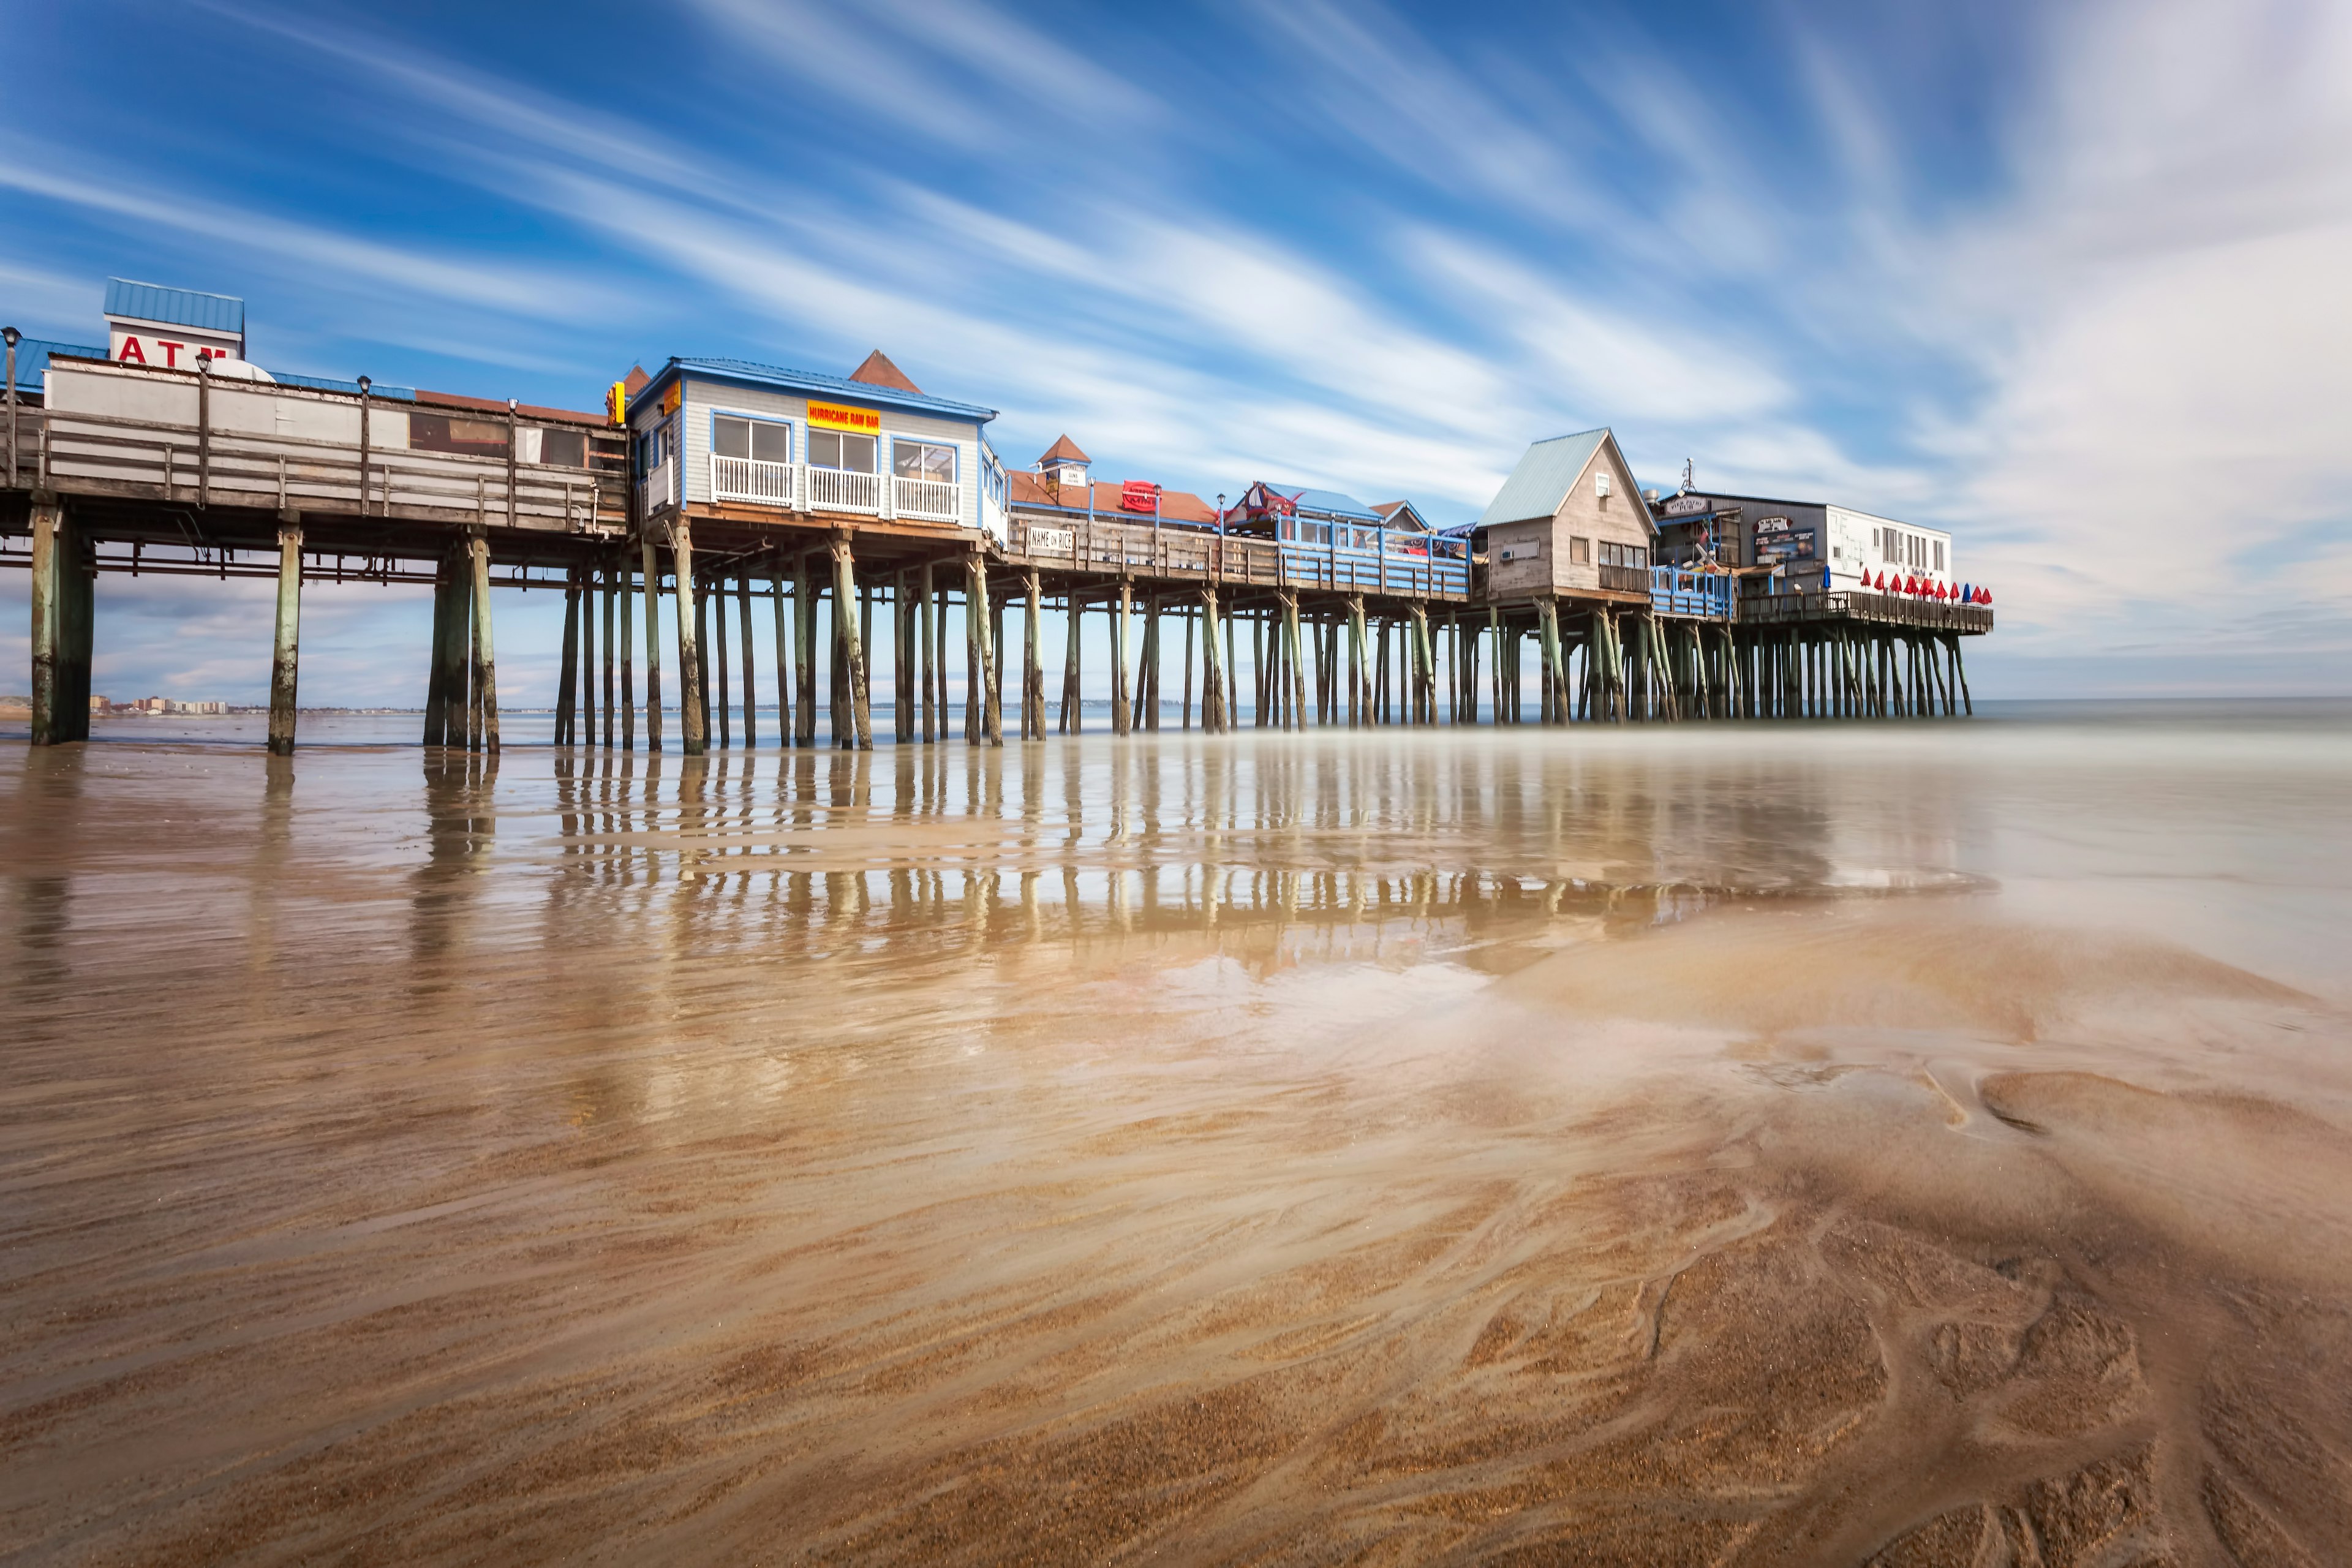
left=1650, top=567, right=1735, bottom=619
left=1270, top=521, right=1472, bottom=597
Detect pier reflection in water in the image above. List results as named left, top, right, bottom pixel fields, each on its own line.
left=4, top=713, right=2351, bottom=1564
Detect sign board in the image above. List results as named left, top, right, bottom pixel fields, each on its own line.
left=661, top=382, right=683, bottom=415
left=807, top=399, right=881, bottom=435
left=1027, top=526, right=1075, bottom=555
left=109, top=329, right=240, bottom=369
left=1662, top=494, right=1709, bottom=515
left=1120, top=480, right=1160, bottom=513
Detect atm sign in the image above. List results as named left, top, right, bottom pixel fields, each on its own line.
left=807, top=400, right=881, bottom=434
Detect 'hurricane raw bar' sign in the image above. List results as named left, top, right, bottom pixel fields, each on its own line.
left=807, top=401, right=881, bottom=434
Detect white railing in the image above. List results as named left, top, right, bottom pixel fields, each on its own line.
left=894, top=476, right=960, bottom=523
left=638, top=457, right=676, bottom=517
left=805, top=464, right=883, bottom=514
left=710, top=453, right=793, bottom=507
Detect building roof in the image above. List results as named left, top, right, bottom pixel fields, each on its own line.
left=104, top=278, right=244, bottom=335
left=849, top=349, right=921, bottom=394
left=1007, top=471, right=1218, bottom=525
left=650, top=356, right=996, bottom=422
left=1038, top=434, right=1091, bottom=466
left=1476, top=428, right=1610, bottom=527
left=414, top=387, right=605, bottom=426
left=4, top=338, right=106, bottom=394
left=1373, top=499, right=1431, bottom=531
left=1247, top=481, right=1382, bottom=522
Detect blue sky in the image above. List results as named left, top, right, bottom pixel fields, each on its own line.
left=4, top=0, right=2349, bottom=705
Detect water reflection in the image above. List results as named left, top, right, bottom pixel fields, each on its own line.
left=497, top=734, right=1977, bottom=957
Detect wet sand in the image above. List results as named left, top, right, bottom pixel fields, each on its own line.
left=4, top=709, right=2350, bottom=1564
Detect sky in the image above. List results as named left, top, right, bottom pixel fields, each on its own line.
left=2, top=0, right=2349, bottom=706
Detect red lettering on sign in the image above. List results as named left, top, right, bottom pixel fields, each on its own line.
left=159, top=340, right=183, bottom=368
left=118, top=337, right=145, bottom=364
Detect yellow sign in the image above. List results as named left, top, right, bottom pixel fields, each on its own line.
left=807, top=399, right=881, bottom=435
left=606, top=382, right=628, bottom=426
left=661, top=382, right=683, bottom=415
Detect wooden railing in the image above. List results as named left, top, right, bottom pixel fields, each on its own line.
left=1738, top=590, right=1993, bottom=633
left=5, top=403, right=627, bottom=534
left=1003, top=513, right=1471, bottom=599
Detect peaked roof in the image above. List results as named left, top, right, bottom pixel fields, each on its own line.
left=1038, top=434, right=1091, bottom=466
left=104, top=278, right=244, bottom=334
left=849, top=350, right=921, bottom=394
left=1476, top=428, right=1611, bottom=528
left=1374, top=500, right=1431, bottom=531
left=653, top=357, right=997, bottom=422
left=622, top=364, right=650, bottom=396
left=1007, top=472, right=1218, bottom=525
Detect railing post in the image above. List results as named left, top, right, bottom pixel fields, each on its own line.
left=197, top=354, right=211, bottom=508
left=505, top=398, right=519, bottom=529
left=358, top=374, right=372, bottom=516
left=4, top=325, right=18, bottom=487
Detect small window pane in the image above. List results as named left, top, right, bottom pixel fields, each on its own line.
left=715, top=415, right=751, bottom=459
left=752, top=421, right=792, bottom=464
left=811, top=429, right=874, bottom=472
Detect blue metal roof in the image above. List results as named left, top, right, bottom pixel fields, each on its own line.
left=273, top=371, right=416, bottom=400
left=4, top=339, right=107, bottom=394
left=104, top=278, right=246, bottom=335
left=1256, top=482, right=1381, bottom=521
left=1476, top=428, right=1609, bottom=527
left=658, top=356, right=996, bottom=422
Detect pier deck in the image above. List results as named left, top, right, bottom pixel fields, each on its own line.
left=4, top=358, right=1989, bottom=753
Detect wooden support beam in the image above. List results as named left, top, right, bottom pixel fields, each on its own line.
left=771, top=563, right=791, bottom=748
left=710, top=568, right=728, bottom=748
left=639, top=535, right=664, bottom=753
left=894, top=570, right=913, bottom=744
left=619, top=561, right=635, bottom=752
left=266, top=518, right=304, bottom=756
left=917, top=560, right=936, bottom=744
left=737, top=573, right=758, bottom=748
left=1285, top=592, right=1307, bottom=733
left=1025, top=568, right=1043, bottom=740
left=556, top=573, right=579, bottom=747
left=1144, top=595, right=1162, bottom=733
left=581, top=557, right=598, bottom=749
left=467, top=531, right=499, bottom=753
left=1200, top=585, right=1227, bottom=734
left=968, top=551, right=1000, bottom=746
left=425, top=549, right=457, bottom=747
left=443, top=543, right=476, bottom=749
left=1181, top=606, right=1194, bottom=731
left=832, top=536, right=870, bottom=750
left=1112, top=578, right=1133, bottom=736
left=794, top=554, right=817, bottom=747
left=1349, top=597, right=1369, bottom=728
left=604, top=567, right=619, bottom=750
left=1061, top=594, right=1082, bottom=734
left=672, top=522, right=705, bottom=756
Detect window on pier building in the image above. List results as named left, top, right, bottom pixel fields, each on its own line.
left=810, top=429, right=877, bottom=473
left=715, top=414, right=793, bottom=465
left=1598, top=540, right=1647, bottom=569
left=1934, top=540, right=1945, bottom=572
left=892, top=439, right=956, bottom=483
left=1570, top=536, right=1590, bottom=564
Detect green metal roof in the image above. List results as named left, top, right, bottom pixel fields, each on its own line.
left=1476, top=428, right=1608, bottom=528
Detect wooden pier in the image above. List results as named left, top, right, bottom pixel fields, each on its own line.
left=4, top=347, right=1989, bottom=753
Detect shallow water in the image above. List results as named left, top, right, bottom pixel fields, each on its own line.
left=4, top=706, right=2350, bottom=1564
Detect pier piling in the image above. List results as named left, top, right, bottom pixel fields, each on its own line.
left=266, top=517, right=303, bottom=756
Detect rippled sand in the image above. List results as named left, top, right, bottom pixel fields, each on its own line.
left=4, top=711, right=2351, bottom=1564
